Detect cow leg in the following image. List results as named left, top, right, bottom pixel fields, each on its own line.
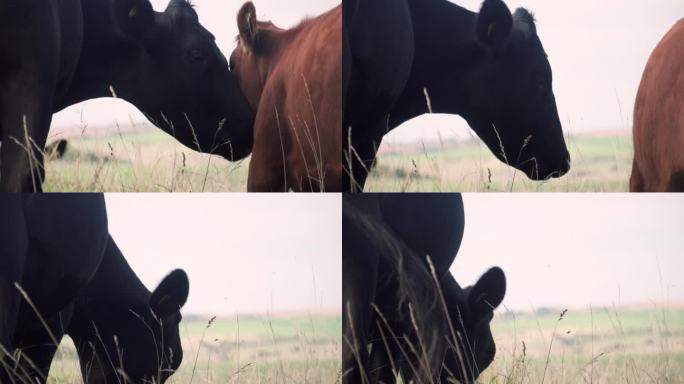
left=247, top=99, right=290, bottom=192
left=342, top=254, right=377, bottom=384
left=368, top=304, right=406, bottom=384
left=342, top=209, right=380, bottom=384
left=0, top=73, right=56, bottom=192
left=247, top=148, right=287, bottom=192
left=11, top=308, right=70, bottom=384
left=0, top=195, right=28, bottom=381
left=0, top=1, right=59, bottom=192
left=369, top=338, right=399, bottom=384
left=247, top=126, right=327, bottom=193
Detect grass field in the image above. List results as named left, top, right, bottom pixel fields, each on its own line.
left=39, top=306, right=684, bottom=384
left=478, top=306, right=684, bottom=383
left=47, top=314, right=341, bottom=383
left=43, top=126, right=633, bottom=192
left=348, top=306, right=683, bottom=384
left=366, top=132, right=633, bottom=192
left=43, top=127, right=251, bottom=192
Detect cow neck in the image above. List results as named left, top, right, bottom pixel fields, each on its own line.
left=55, top=2, right=151, bottom=112
left=257, top=16, right=321, bottom=72
left=259, top=26, right=297, bottom=78
left=388, top=0, right=484, bottom=128
left=67, top=235, right=150, bottom=359
left=250, top=29, right=288, bottom=107
left=80, top=235, right=149, bottom=311
left=441, top=272, right=470, bottom=317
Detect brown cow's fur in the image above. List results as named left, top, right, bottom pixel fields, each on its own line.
left=231, top=3, right=342, bottom=192
left=631, top=19, right=684, bottom=192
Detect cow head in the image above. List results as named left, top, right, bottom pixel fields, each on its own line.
left=72, top=269, right=189, bottom=383
left=441, top=267, right=506, bottom=383
left=110, top=0, right=255, bottom=160
left=463, top=0, right=570, bottom=180
left=229, top=2, right=279, bottom=111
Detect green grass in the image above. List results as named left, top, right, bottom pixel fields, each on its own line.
left=47, top=314, right=341, bottom=383
left=494, top=308, right=684, bottom=333
left=361, top=305, right=683, bottom=384
left=43, top=128, right=633, bottom=192
left=43, top=130, right=251, bottom=192
left=374, top=307, right=684, bottom=383
left=480, top=307, right=684, bottom=383
left=181, top=315, right=341, bottom=341
left=365, top=132, right=633, bottom=192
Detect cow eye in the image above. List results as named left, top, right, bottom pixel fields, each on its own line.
left=190, top=49, right=205, bottom=63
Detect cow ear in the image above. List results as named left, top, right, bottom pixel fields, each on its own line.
left=237, top=2, right=259, bottom=51
left=114, top=0, right=155, bottom=37
left=468, top=267, right=506, bottom=316
left=476, top=0, right=513, bottom=47
left=150, top=269, right=189, bottom=319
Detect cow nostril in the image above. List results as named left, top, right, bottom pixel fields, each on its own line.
left=563, top=157, right=571, bottom=172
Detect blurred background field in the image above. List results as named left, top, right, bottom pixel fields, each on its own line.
left=42, top=127, right=632, bottom=192
left=43, top=124, right=251, bottom=192
left=365, top=132, right=632, bottom=192
left=47, top=314, right=341, bottom=384
left=481, top=305, right=684, bottom=383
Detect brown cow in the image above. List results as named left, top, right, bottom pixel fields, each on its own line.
left=230, top=2, right=342, bottom=192
left=631, top=19, right=684, bottom=192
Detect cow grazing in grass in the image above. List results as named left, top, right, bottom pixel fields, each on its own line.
left=343, top=0, right=570, bottom=191
left=369, top=269, right=506, bottom=384
left=342, top=193, right=506, bottom=383
left=230, top=2, right=342, bottom=192
left=0, top=195, right=189, bottom=383
left=630, top=19, right=684, bottom=192
left=0, top=0, right=254, bottom=192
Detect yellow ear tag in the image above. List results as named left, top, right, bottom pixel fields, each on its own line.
left=129, top=7, right=139, bottom=18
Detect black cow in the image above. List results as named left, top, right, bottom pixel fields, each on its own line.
left=342, top=193, right=506, bottom=383
left=368, top=269, right=506, bottom=384
left=343, top=0, right=571, bottom=191
left=0, top=0, right=254, bottom=192
left=0, top=195, right=189, bottom=383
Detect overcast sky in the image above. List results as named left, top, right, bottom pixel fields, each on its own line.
left=452, top=194, right=684, bottom=312
left=104, top=193, right=684, bottom=315
left=105, top=194, right=341, bottom=316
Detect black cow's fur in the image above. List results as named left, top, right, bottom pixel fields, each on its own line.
left=342, top=193, right=506, bottom=383
left=343, top=0, right=571, bottom=191
left=0, top=0, right=254, bottom=192
left=0, top=195, right=189, bottom=383
left=368, top=269, right=506, bottom=384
